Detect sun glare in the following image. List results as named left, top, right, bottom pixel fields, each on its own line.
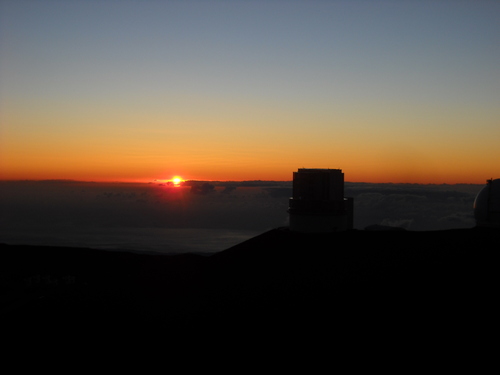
left=172, top=176, right=183, bottom=186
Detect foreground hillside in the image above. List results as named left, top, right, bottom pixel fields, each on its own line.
left=1, top=227, right=496, bottom=342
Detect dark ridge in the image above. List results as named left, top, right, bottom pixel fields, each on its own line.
left=1, top=227, right=497, bottom=343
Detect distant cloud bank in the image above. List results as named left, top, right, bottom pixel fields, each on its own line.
left=344, top=182, right=479, bottom=231
left=0, top=180, right=482, bottom=252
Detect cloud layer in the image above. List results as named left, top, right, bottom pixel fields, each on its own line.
left=0, top=180, right=483, bottom=252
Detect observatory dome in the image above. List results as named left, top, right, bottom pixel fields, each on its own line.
left=473, top=179, right=500, bottom=227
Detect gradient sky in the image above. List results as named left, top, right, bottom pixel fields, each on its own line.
left=1, top=0, right=498, bottom=183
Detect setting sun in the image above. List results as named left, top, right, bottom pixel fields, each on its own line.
left=172, top=176, right=183, bottom=186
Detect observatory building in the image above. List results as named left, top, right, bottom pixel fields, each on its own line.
left=288, top=168, right=353, bottom=232
left=474, top=179, right=500, bottom=228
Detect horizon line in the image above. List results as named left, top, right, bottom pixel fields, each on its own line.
left=0, top=178, right=488, bottom=186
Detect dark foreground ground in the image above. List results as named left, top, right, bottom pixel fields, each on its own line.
left=1, top=227, right=497, bottom=351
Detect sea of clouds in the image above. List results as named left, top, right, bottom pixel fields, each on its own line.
left=0, top=180, right=483, bottom=254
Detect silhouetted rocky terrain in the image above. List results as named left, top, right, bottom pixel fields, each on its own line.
left=1, top=227, right=496, bottom=344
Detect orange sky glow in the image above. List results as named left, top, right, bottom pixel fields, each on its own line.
left=1, top=2, right=498, bottom=185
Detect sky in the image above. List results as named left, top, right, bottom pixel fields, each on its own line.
left=1, top=0, right=499, bottom=184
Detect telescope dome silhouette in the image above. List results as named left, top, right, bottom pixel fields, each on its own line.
left=474, top=179, right=500, bottom=227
